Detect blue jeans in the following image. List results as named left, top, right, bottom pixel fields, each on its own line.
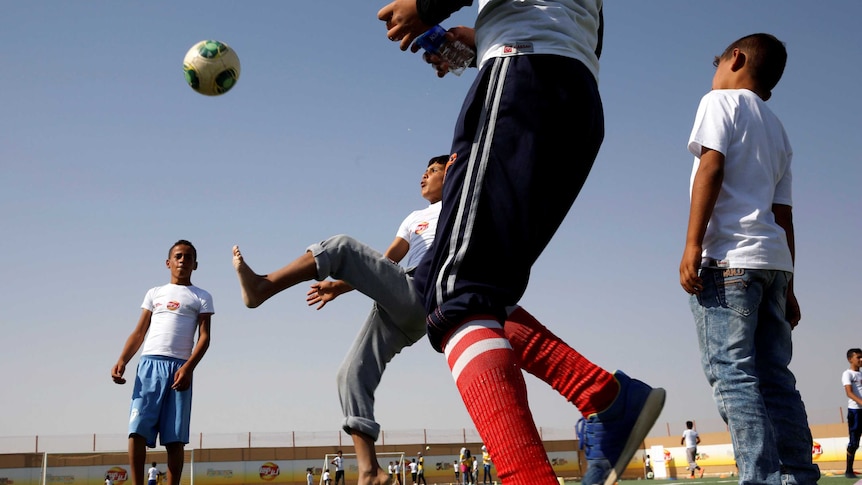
left=690, top=268, right=820, bottom=485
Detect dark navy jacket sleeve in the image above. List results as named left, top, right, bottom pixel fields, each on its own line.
left=416, top=0, right=473, bottom=27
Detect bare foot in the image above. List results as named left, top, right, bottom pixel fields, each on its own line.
left=232, top=245, right=268, bottom=308
left=356, top=467, right=392, bottom=485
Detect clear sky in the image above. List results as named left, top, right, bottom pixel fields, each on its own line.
left=1, top=1, right=860, bottom=442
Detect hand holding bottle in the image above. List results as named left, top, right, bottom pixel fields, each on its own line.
left=413, top=25, right=476, bottom=77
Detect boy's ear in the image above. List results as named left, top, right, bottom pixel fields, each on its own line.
left=730, top=48, right=746, bottom=72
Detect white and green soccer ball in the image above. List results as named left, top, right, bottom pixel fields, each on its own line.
left=183, top=40, right=240, bottom=96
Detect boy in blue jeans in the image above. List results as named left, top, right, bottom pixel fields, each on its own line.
left=378, top=1, right=664, bottom=485
left=680, top=33, right=820, bottom=484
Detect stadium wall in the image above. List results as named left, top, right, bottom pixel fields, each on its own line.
left=0, top=424, right=851, bottom=485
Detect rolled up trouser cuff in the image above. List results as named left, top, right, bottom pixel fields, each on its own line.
left=342, top=416, right=381, bottom=441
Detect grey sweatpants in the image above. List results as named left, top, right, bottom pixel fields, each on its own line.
left=308, top=234, right=426, bottom=440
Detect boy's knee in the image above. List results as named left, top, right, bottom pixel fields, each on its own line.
left=322, top=234, right=360, bottom=252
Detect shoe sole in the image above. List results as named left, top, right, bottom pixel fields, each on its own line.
left=603, top=388, right=666, bottom=485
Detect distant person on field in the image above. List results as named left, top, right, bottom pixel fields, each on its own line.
left=112, top=240, right=213, bottom=485
left=323, top=470, right=332, bottom=485
left=331, top=450, right=345, bottom=485
left=460, top=449, right=473, bottom=485
left=408, top=458, right=419, bottom=485
left=416, top=452, right=427, bottom=485
left=680, top=421, right=702, bottom=478
left=148, top=463, right=162, bottom=485
left=307, top=468, right=314, bottom=485
left=471, top=453, right=478, bottom=484
left=481, top=445, right=491, bottom=484
left=679, top=33, right=819, bottom=484
left=393, top=461, right=401, bottom=485
left=843, top=348, right=862, bottom=478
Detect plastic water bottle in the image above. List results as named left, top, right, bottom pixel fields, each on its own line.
left=415, top=25, right=475, bottom=76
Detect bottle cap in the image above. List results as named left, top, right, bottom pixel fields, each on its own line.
left=415, top=25, right=447, bottom=53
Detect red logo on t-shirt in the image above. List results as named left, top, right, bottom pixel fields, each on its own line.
left=166, top=301, right=180, bottom=311
left=415, top=222, right=429, bottom=234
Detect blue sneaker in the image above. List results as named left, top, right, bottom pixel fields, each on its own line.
left=577, top=371, right=665, bottom=485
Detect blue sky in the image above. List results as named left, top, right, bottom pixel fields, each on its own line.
left=1, top=1, right=860, bottom=442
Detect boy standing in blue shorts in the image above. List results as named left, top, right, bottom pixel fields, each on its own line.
left=112, top=240, right=214, bottom=485
left=378, top=2, right=665, bottom=485
left=680, top=33, right=820, bottom=484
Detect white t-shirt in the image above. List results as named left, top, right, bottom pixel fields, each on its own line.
left=688, top=89, right=794, bottom=272
left=409, top=462, right=417, bottom=473
left=843, top=369, right=862, bottom=410
left=147, top=467, right=159, bottom=481
left=332, top=456, right=343, bottom=471
left=396, top=201, right=441, bottom=269
left=682, top=429, right=699, bottom=449
left=140, top=283, right=214, bottom=360
left=475, top=0, right=602, bottom=78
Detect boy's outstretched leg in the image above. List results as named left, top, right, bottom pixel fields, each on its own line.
left=232, top=245, right=318, bottom=308
left=504, top=307, right=666, bottom=485
left=444, top=319, right=559, bottom=485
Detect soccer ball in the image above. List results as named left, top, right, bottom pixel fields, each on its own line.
left=646, top=471, right=654, bottom=479
left=183, top=40, right=241, bottom=96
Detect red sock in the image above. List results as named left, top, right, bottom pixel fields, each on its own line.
left=505, top=306, right=618, bottom=416
left=444, top=319, right=559, bottom=485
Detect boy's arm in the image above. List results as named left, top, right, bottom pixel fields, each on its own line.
left=845, top=384, right=862, bottom=407
left=384, top=236, right=410, bottom=264
left=111, top=308, right=153, bottom=384
left=171, top=313, right=212, bottom=391
left=680, top=147, right=725, bottom=294
left=377, top=0, right=472, bottom=51
left=773, top=203, right=800, bottom=328
left=307, top=237, right=410, bottom=310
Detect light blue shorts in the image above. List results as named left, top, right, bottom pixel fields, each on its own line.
left=128, top=355, right=192, bottom=447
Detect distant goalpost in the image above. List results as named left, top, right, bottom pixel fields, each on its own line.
left=321, top=452, right=406, bottom=485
